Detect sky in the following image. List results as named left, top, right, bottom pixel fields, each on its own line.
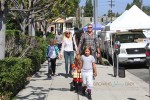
left=79, top=0, right=150, bottom=16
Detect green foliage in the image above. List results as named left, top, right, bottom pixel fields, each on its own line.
left=6, top=14, right=20, bottom=30
left=6, top=30, right=21, bottom=37
left=0, top=57, right=32, bottom=99
left=125, top=0, right=150, bottom=15
left=84, top=0, right=93, bottom=17
left=35, top=30, right=43, bottom=37
left=46, top=32, right=56, bottom=39
left=36, top=37, right=47, bottom=63
left=26, top=49, right=42, bottom=73
left=143, top=6, right=150, bottom=15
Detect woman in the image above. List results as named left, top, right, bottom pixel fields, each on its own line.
left=60, top=30, right=77, bottom=78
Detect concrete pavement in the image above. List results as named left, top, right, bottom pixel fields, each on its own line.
left=16, top=59, right=150, bottom=100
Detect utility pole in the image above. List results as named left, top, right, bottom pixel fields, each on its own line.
left=141, top=0, right=143, bottom=9
left=81, top=7, right=84, bottom=28
left=108, top=0, right=115, bottom=23
left=93, top=0, right=98, bottom=34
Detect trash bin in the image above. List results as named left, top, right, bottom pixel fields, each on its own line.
left=114, top=66, right=125, bottom=78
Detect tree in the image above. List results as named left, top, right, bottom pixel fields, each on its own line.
left=125, top=3, right=131, bottom=10
left=143, top=6, right=150, bottom=15
left=133, top=0, right=141, bottom=8
left=116, top=12, right=120, bottom=17
left=0, top=0, right=8, bottom=59
left=125, top=0, right=141, bottom=10
left=84, top=0, right=93, bottom=17
left=125, top=0, right=150, bottom=15
left=8, top=0, right=80, bottom=36
left=107, top=10, right=115, bottom=17
left=0, top=0, right=80, bottom=59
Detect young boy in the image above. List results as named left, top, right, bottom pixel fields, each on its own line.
left=46, top=38, right=60, bottom=78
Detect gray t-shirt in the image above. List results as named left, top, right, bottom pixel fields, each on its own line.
left=81, top=55, right=95, bottom=72
left=56, top=34, right=63, bottom=44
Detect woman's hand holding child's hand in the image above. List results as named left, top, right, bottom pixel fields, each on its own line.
left=58, top=54, right=62, bottom=60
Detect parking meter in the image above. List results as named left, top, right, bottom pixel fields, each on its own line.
left=145, top=43, right=150, bottom=66
left=145, top=42, right=150, bottom=96
left=114, top=41, right=120, bottom=78
left=114, top=41, right=121, bottom=55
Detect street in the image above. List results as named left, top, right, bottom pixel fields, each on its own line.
left=125, top=64, right=149, bottom=84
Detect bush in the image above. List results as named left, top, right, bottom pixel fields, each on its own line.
left=0, top=57, right=32, bottom=99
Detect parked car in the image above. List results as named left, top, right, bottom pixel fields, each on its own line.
left=108, top=31, right=147, bottom=66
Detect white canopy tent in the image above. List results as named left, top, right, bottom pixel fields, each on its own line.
left=105, top=10, right=128, bottom=31
left=109, top=5, right=150, bottom=31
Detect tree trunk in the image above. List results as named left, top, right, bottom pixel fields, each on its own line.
left=0, top=0, right=6, bottom=59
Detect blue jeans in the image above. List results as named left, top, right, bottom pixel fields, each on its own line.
left=64, top=51, right=74, bottom=74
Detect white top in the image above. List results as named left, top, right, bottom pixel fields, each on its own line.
left=81, top=55, right=95, bottom=72
left=51, top=49, right=57, bottom=58
left=60, top=36, right=77, bottom=55
left=48, top=46, right=57, bottom=58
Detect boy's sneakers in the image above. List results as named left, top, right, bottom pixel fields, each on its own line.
left=47, top=74, right=51, bottom=79
left=52, top=73, right=57, bottom=76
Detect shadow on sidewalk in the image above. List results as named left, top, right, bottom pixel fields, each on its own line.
left=56, top=62, right=62, bottom=66
left=49, top=87, right=70, bottom=91
left=107, top=73, right=114, bottom=77
left=127, top=98, right=136, bottom=100
left=17, top=86, right=48, bottom=100
left=57, top=73, right=67, bottom=77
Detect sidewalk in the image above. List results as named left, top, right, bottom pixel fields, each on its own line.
left=16, top=59, right=150, bottom=100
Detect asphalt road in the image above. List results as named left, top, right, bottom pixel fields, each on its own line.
left=125, top=64, right=149, bottom=84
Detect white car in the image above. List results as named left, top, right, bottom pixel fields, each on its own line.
left=109, top=31, right=147, bottom=66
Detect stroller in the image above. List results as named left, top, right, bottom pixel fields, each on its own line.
left=70, top=64, right=82, bottom=92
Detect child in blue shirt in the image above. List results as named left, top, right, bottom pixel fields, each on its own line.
left=46, top=38, right=60, bottom=77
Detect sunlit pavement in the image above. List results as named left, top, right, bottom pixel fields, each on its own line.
left=16, top=59, right=150, bottom=100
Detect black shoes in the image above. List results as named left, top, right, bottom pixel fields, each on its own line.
left=83, top=89, right=91, bottom=100
left=87, top=92, right=92, bottom=100
left=82, top=86, right=86, bottom=96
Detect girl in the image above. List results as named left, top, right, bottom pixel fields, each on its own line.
left=46, top=38, right=60, bottom=77
left=73, top=54, right=82, bottom=72
left=60, top=30, right=77, bottom=78
left=70, top=54, right=82, bottom=92
left=81, top=45, right=97, bottom=100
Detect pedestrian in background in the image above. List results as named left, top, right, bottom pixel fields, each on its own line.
left=80, top=45, right=97, bottom=100
left=46, top=38, right=60, bottom=78
left=56, top=31, right=63, bottom=51
left=60, top=30, right=77, bottom=78
left=77, top=24, right=100, bottom=59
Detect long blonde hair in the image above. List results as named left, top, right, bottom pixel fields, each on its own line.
left=74, top=54, right=81, bottom=65
left=62, top=30, right=72, bottom=41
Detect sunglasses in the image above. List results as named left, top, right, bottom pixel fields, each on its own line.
left=88, top=27, right=93, bottom=28
left=66, top=32, right=70, bottom=34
